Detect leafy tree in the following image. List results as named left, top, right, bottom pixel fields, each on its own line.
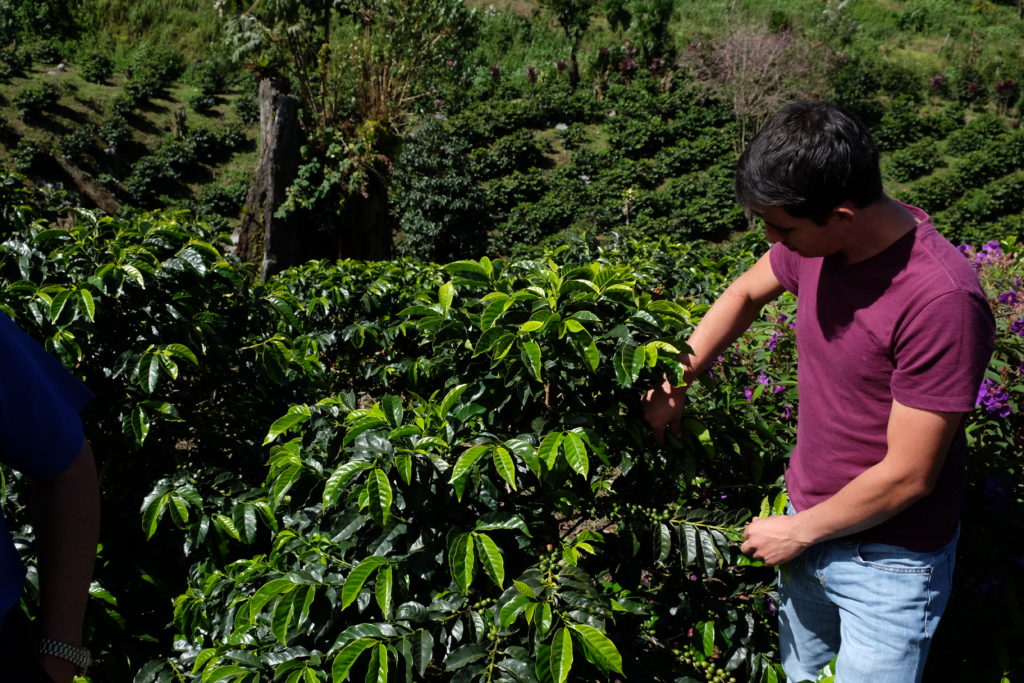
left=0, top=0, right=79, bottom=47
left=223, top=0, right=479, bottom=263
left=539, top=0, right=597, bottom=87
left=391, top=119, right=493, bottom=263
left=623, top=0, right=675, bottom=64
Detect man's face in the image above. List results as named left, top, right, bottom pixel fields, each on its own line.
left=757, top=206, right=846, bottom=258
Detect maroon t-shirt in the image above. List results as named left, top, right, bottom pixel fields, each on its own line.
left=769, top=204, right=995, bottom=550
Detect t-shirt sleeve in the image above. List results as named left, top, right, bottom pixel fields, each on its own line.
left=0, top=314, right=93, bottom=480
left=768, top=243, right=800, bottom=294
left=890, top=291, right=995, bottom=412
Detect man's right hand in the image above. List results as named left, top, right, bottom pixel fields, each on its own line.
left=642, top=379, right=687, bottom=445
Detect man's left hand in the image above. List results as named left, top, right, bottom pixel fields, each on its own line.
left=740, top=515, right=810, bottom=566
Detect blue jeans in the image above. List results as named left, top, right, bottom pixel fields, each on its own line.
left=778, top=526, right=958, bottom=683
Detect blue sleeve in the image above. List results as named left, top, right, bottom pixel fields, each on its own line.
left=0, top=314, right=93, bottom=480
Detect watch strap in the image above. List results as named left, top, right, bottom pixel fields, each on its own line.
left=37, top=637, right=92, bottom=673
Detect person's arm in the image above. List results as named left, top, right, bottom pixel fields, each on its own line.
left=740, top=400, right=963, bottom=565
left=33, top=440, right=99, bottom=682
left=643, top=251, right=785, bottom=443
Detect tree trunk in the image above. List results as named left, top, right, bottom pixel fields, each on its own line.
left=334, top=172, right=392, bottom=261
left=235, top=78, right=301, bottom=281
left=51, top=155, right=122, bottom=214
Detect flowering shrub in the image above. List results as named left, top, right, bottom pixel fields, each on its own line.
left=918, top=239, right=1023, bottom=680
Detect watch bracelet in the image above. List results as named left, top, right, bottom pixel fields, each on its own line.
left=37, top=637, right=92, bottom=672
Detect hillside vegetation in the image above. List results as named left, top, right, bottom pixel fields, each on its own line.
left=1, top=0, right=1023, bottom=254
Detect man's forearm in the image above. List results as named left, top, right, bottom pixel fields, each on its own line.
left=791, top=457, right=934, bottom=545
left=680, top=282, right=773, bottom=382
left=33, top=441, right=99, bottom=646
left=644, top=252, right=783, bottom=441
left=741, top=402, right=962, bottom=565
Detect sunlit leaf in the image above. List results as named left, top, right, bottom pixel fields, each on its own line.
left=451, top=444, right=489, bottom=484
left=569, top=623, right=624, bottom=674
left=562, top=431, right=588, bottom=477
left=249, top=578, right=297, bottom=621
left=492, top=446, right=516, bottom=490
left=538, top=432, right=563, bottom=470
left=521, top=339, right=542, bottom=382
left=473, top=532, right=504, bottom=588
left=438, top=282, right=455, bottom=315
left=375, top=564, right=393, bottom=618
left=448, top=532, right=475, bottom=593
left=549, top=628, right=574, bottom=683
left=366, top=468, right=393, bottom=526
left=264, top=404, right=312, bottom=445
left=341, top=556, right=389, bottom=609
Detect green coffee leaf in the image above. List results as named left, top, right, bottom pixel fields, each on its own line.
left=568, top=623, right=624, bottom=674
left=438, top=282, right=455, bottom=316
left=438, top=383, right=469, bottom=415
left=500, top=594, right=531, bottom=628
left=323, top=461, right=372, bottom=509
left=365, top=643, right=388, bottom=683
left=271, top=588, right=294, bottom=643
left=375, top=564, right=393, bottom=617
left=381, top=394, right=404, bottom=427
left=521, top=339, right=542, bottom=382
left=249, top=578, right=297, bottom=621
left=562, top=431, right=588, bottom=477
left=701, top=620, right=716, bottom=657
left=366, top=468, right=393, bottom=526
left=549, top=627, right=574, bottom=683
left=451, top=445, right=489, bottom=484
left=264, top=404, right=312, bottom=445
left=655, top=522, right=671, bottom=563
left=492, top=446, right=516, bottom=490
left=448, top=532, right=475, bottom=593
left=473, top=532, right=504, bottom=588
left=538, top=432, right=563, bottom=470
left=341, top=556, right=389, bottom=609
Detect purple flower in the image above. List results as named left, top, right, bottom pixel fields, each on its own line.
left=976, top=378, right=1013, bottom=417
left=997, top=290, right=1020, bottom=305
left=781, top=406, right=792, bottom=419
left=772, top=384, right=786, bottom=394
left=970, top=241, right=1004, bottom=270
left=757, top=371, right=771, bottom=386
left=957, top=244, right=975, bottom=257
left=767, top=332, right=782, bottom=351
left=744, top=387, right=754, bottom=401
left=775, top=314, right=789, bottom=324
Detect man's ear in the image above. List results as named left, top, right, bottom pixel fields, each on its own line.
left=831, top=203, right=857, bottom=225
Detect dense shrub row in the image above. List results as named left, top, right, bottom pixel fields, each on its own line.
left=0, top=173, right=1020, bottom=681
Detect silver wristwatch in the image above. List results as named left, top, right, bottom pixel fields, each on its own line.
left=37, top=637, right=92, bottom=673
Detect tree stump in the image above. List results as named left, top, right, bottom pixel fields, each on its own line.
left=235, top=78, right=301, bottom=280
